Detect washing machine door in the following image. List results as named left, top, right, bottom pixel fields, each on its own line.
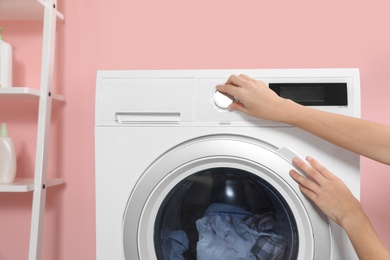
left=123, top=135, right=331, bottom=260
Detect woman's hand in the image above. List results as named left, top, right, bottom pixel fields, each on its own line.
left=289, top=156, right=362, bottom=227
left=290, top=156, right=390, bottom=260
left=216, top=74, right=294, bottom=122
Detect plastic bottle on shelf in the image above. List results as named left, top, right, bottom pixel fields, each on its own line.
left=0, top=123, right=17, bottom=184
left=0, top=27, right=13, bottom=88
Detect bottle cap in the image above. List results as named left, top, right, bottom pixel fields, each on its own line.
left=1, top=123, right=8, bottom=137
left=0, top=27, right=3, bottom=41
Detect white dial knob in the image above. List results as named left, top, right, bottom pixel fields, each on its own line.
left=214, top=91, right=233, bottom=109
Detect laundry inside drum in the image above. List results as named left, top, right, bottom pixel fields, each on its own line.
left=154, top=168, right=299, bottom=260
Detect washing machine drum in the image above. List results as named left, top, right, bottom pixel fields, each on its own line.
left=155, top=167, right=298, bottom=260
left=123, top=136, right=331, bottom=260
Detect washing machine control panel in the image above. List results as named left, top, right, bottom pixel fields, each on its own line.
left=96, top=69, right=360, bottom=126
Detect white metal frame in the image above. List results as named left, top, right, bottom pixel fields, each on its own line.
left=29, top=1, right=64, bottom=259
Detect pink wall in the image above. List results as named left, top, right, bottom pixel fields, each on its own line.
left=1, top=0, right=390, bottom=259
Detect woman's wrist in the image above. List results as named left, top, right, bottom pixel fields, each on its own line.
left=339, top=203, right=366, bottom=231
left=274, top=98, right=307, bottom=125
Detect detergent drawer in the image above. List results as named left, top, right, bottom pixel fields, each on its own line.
left=96, top=76, right=194, bottom=125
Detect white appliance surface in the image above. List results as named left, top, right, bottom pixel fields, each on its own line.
left=95, top=69, right=360, bottom=260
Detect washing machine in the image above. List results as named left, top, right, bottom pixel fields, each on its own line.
left=95, top=69, right=361, bottom=260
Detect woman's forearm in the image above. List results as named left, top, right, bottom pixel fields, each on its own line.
left=341, top=208, right=390, bottom=260
left=281, top=99, right=390, bottom=165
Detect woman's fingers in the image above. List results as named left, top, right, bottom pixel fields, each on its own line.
left=292, top=157, right=327, bottom=186
left=305, top=156, right=334, bottom=180
left=289, top=169, right=319, bottom=200
left=216, top=84, right=241, bottom=99
left=225, top=74, right=248, bottom=86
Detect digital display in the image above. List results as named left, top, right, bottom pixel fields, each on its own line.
left=269, top=83, right=348, bottom=106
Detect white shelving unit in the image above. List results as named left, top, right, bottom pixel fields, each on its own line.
left=0, top=0, right=64, bottom=259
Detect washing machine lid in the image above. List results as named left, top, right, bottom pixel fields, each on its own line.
left=122, top=135, right=331, bottom=260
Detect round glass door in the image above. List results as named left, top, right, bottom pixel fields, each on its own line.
left=123, top=136, right=330, bottom=260
left=154, top=167, right=298, bottom=260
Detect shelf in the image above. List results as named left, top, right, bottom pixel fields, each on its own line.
left=0, top=87, right=64, bottom=101
left=0, top=178, right=64, bottom=192
left=0, top=0, right=43, bottom=20
left=0, top=0, right=64, bottom=21
left=1, top=0, right=65, bottom=258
